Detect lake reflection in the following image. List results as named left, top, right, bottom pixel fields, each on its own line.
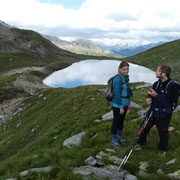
left=43, top=60, right=157, bottom=88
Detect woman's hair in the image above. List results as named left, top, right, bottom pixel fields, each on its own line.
left=118, top=61, right=129, bottom=73
left=159, top=64, right=171, bottom=78
left=119, top=61, right=129, bottom=69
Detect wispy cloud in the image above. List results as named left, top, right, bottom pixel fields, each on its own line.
left=0, top=0, right=180, bottom=46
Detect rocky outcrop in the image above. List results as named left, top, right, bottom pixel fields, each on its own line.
left=73, top=149, right=137, bottom=180
left=5, top=166, right=54, bottom=180
left=63, top=132, right=86, bottom=148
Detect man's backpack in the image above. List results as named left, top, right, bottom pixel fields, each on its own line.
left=166, top=80, right=180, bottom=111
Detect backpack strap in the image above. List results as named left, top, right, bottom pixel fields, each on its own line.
left=117, top=73, right=125, bottom=85
left=165, top=80, right=174, bottom=93
left=154, top=80, right=161, bottom=90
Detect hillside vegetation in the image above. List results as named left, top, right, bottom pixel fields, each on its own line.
left=0, top=23, right=180, bottom=179
left=0, top=83, right=180, bottom=179
left=0, top=25, right=82, bottom=73
left=124, top=39, right=180, bottom=81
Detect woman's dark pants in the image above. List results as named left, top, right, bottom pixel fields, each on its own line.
left=111, top=106, right=128, bottom=134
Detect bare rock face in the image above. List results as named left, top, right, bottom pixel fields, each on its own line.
left=63, top=132, right=86, bottom=148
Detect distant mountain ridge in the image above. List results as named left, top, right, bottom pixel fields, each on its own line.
left=43, top=35, right=123, bottom=58
left=123, top=39, right=180, bottom=81
left=0, top=21, right=83, bottom=73
left=100, top=42, right=166, bottom=57
left=0, top=20, right=12, bottom=28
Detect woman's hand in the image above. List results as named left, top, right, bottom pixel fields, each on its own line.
left=120, top=109, right=124, bottom=114
left=127, top=106, right=131, bottom=111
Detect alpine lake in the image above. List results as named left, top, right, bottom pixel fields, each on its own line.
left=43, top=59, right=157, bottom=88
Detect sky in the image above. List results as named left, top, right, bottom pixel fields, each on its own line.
left=1, top=0, right=180, bottom=47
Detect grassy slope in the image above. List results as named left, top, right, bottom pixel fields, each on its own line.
left=1, top=29, right=180, bottom=179
left=0, top=28, right=122, bottom=74
left=124, top=39, right=180, bottom=81
left=0, top=83, right=179, bottom=179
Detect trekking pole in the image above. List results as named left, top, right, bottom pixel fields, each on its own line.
left=117, top=110, right=153, bottom=172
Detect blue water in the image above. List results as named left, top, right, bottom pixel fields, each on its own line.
left=43, top=59, right=157, bottom=88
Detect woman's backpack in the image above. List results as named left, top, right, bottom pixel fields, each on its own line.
left=104, top=73, right=132, bottom=105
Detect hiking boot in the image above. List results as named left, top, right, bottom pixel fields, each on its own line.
left=158, top=150, right=167, bottom=157
left=117, top=137, right=129, bottom=144
left=110, top=139, right=121, bottom=148
left=134, top=144, right=144, bottom=151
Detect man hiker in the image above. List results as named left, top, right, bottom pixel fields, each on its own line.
left=134, top=64, right=179, bottom=155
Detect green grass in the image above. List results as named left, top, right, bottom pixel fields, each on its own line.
left=1, top=31, right=180, bottom=179
left=124, top=39, right=180, bottom=81
left=0, top=83, right=179, bottom=179
left=0, top=74, right=26, bottom=103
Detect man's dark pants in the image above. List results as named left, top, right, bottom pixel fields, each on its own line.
left=137, top=116, right=171, bottom=151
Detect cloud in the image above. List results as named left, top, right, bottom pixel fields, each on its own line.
left=0, top=0, right=180, bottom=46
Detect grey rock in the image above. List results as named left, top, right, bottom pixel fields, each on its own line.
left=174, top=105, right=180, bottom=112
left=5, top=179, right=17, bottom=180
left=93, top=167, right=113, bottom=178
left=139, top=161, right=149, bottom=171
left=105, top=164, right=118, bottom=171
left=136, top=84, right=152, bottom=89
left=102, top=110, right=113, bottom=120
left=63, top=132, right=86, bottom=148
left=94, top=119, right=101, bottom=123
left=16, top=122, right=21, bottom=128
left=106, top=148, right=116, bottom=153
left=157, top=168, right=164, bottom=174
left=124, top=174, right=137, bottom=180
left=137, top=108, right=149, bottom=117
left=53, top=136, right=58, bottom=139
left=73, top=165, right=94, bottom=176
left=96, top=88, right=105, bottom=93
left=85, top=156, right=97, bottom=166
left=168, top=127, right=175, bottom=132
left=96, top=154, right=102, bottom=160
left=166, top=159, right=176, bottom=165
left=96, top=159, right=104, bottom=166
left=19, top=166, right=53, bottom=177
left=0, top=114, right=5, bottom=119
left=131, top=117, right=141, bottom=122
left=98, top=151, right=107, bottom=156
left=38, top=94, right=43, bottom=98
left=109, top=156, right=122, bottom=164
left=130, top=101, right=142, bottom=108
left=138, top=170, right=149, bottom=178
left=168, top=170, right=180, bottom=179
left=109, top=170, right=125, bottom=180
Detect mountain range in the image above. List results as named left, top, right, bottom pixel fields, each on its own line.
left=43, top=35, right=123, bottom=58
left=99, top=42, right=166, bottom=57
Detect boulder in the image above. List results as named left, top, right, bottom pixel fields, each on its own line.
left=63, top=132, right=86, bottom=148
left=19, top=166, right=54, bottom=177
left=102, top=110, right=113, bottom=120
left=168, top=170, right=180, bottom=179
left=85, top=156, right=97, bottom=166
left=130, top=102, right=142, bottom=108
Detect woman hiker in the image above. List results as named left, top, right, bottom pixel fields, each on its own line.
left=111, top=61, right=132, bottom=147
